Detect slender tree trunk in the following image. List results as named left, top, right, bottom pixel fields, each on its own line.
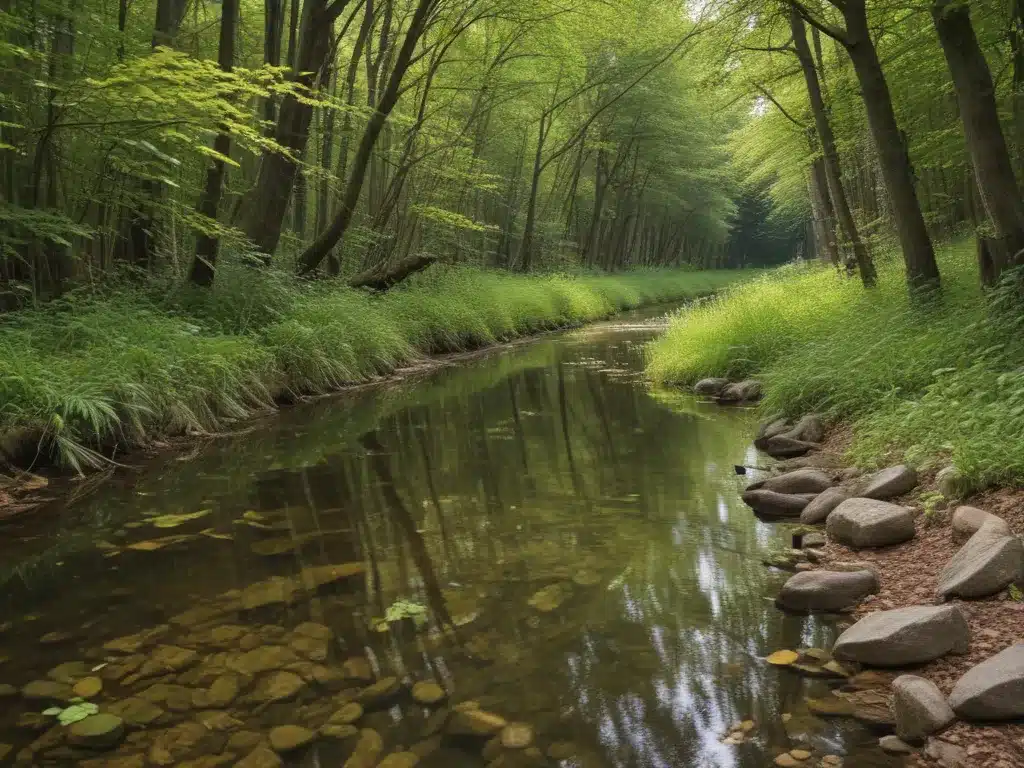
left=517, top=114, right=547, bottom=272
left=297, top=0, right=437, bottom=274
left=835, top=0, right=940, bottom=290
left=809, top=156, right=840, bottom=264
left=188, top=0, right=238, bottom=286
left=263, top=0, right=284, bottom=129
left=791, top=6, right=874, bottom=285
left=932, top=0, right=1024, bottom=283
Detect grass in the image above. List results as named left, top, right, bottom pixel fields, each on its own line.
left=647, top=239, right=1024, bottom=491
left=0, top=264, right=749, bottom=472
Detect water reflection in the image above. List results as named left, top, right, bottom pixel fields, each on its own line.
left=0, top=309, right=897, bottom=767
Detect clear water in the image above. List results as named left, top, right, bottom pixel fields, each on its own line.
left=0, top=307, right=898, bottom=767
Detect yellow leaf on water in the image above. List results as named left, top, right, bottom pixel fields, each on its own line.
left=149, top=509, right=213, bottom=528
left=126, top=540, right=166, bottom=552
left=200, top=528, right=233, bottom=541
left=242, top=510, right=265, bottom=522
left=766, top=650, right=799, bottom=666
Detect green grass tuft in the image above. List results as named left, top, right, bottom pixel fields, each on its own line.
left=0, top=266, right=749, bottom=472
left=647, top=240, right=1024, bottom=490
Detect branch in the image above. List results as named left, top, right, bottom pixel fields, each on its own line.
left=791, top=0, right=848, bottom=45
left=751, top=82, right=806, bottom=128
left=348, top=253, right=437, bottom=291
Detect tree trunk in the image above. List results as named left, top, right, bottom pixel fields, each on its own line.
left=241, top=0, right=349, bottom=259
left=808, top=156, right=840, bottom=264
left=791, top=5, right=874, bottom=285
left=189, top=0, right=238, bottom=286
left=263, top=0, right=284, bottom=129
left=838, top=0, right=940, bottom=290
left=517, top=114, right=547, bottom=273
left=297, top=0, right=436, bottom=274
left=932, top=0, right=1024, bottom=283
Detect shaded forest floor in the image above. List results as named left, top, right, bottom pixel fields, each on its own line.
left=0, top=266, right=751, bottom=515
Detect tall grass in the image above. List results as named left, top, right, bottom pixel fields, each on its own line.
left=647, top=241, right=1024, bottom=490
left=0, top=265, right=748, bottom=472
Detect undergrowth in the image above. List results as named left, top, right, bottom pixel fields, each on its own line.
left=647, top=240, right=1024, bottom=490
left=0, top=265, right=748, bottom=472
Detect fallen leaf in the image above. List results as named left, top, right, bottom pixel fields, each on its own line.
left=148, top=509, right=213, bottom=529
left=766, top=650, right=799, bottom=666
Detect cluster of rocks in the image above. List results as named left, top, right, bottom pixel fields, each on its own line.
left=0, top=565, right=564, bottom=768
left=692, top=377, right=763, bottom=406
left=737, top=407, right=1024, bottom=764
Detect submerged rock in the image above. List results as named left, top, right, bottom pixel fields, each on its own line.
left=21, top=679, right=73, bottom=704
left=878, top=735, right=915, bottom=754
left=527, top=582, right=572, bottom=612
left=937, top=521, right=1024, bottom=599
left=775, top=569, right=879, bottom=614
left=826, top=498, right=915, bottom=548
left=892, top=675, right=955, bottom=744
left=67, top=714, right=126, bottom=750
left=235, top=747, right=283, bottom=768
left=948, top=643, right=1024, bottom=721
left=106, top=696, right=165, bottom=727
left=446, top=709, right=507, bottom=737
left=378, top=753, right=420, bottom=768
left=357, top=677, right=401, bottom=710
left=833, top=605, right=970, bottom=667
left=741, top=490, right=810, bottom=520
left=299, top=562, right=365, bottom=594
left=500, top=723, right=534, bottom=749
left=239, top=577, right=297, bottom=613
left=269, top=725, right=316, bottom=753
left=246, top=670, right=305, bottom=704
left=344, top=729, right=383, bottom=768
left=411, top=681, right=446, bottom=706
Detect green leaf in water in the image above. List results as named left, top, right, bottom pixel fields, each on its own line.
left=384, top=599, right=428, bottom=624
left=52, top=702, right=99, bottom=725
left=42, top=707, right=62, bottom=716
left=149, top=509, right=213, bottom=528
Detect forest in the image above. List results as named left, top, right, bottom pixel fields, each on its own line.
left=2, top=0, right=1024, bottom=471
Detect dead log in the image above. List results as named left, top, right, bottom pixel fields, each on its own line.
left=347, top=253, right=438, bottom=292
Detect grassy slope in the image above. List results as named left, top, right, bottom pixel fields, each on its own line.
left=647, top=240, right=1024, bottom=490
left=0, top=266, right=749, bottom=471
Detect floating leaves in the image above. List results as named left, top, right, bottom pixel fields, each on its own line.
left=44, top=701, right=99, bottom=725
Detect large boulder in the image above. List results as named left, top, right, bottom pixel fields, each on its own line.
left=832, top=605, right=970, bottom=667
left=754, top=417, right=792, bottom=449
left=775, top=569, right=879, bottom=614
left=741, top=490, right=810, bottom=520
left=858, top=465, right=918, bottom=500
left=693, top=378, right=729, bottom=397
left=786, top=414, right=825, bottom=444
left=752, top=469, right=834, bottom=496
left=937, top=522, right=1024, bottom=600
left=948, top=643, right=1024, bottom=721
left=763, top=435, right=819, bottom=459
left=801, top=488, right=852, bottom=525
left=892, top=675, right=956, bottom=744
left=951, top=506, right=1009, bottom=541
left=718, top=379, right=763, bottom=404
left=826, top=498, right=916, bottom=548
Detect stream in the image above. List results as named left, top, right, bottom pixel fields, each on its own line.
left=0, top=306, right=901, bottom=767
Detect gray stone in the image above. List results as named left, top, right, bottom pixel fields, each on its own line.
left=741, top=490, right=810, bottom=520
left=776, top=569, right=879, bottom=614
left=924, top=738, right=968, bottom=768
left=936, top=467, right=966, bottom=499
left=937, top=522, right=1024, bottom=599
left=785, top=414, right=825, bottom=444
left=800, top=487, right=851, bottom=525
left=754, top=469, right=833, bottom=495
left=802, top=532, right=827, bottom=548
left=878, top=735, right=915, bottom=755
left=693, top=378, right=729, bottom=397
left=832, top=605, right=970, bottom=667
left=754, top=417, right=792, bottom=448
left=951, top=506, right=1009, bottom=541
left=826, top=498, right=915, bottom=548
left=859, top=465, right=918, bottom=500
left=892, top=675, right=955, bottom=744
left=763, top=435, right=818, bottom=459
left=718, top=379, right=762, bottom=403
left=948, top=643, right=1024, bottom=721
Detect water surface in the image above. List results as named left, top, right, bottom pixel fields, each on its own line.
left=0, top=307, right=897, bottom=767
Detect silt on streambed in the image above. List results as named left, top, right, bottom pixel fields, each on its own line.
left=0, top=307, right=899, bottom=767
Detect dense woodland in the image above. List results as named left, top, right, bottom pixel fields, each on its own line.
left=1, top=0, right=1024, bottom=300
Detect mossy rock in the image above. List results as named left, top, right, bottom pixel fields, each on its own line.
left=67, top=714, right=125, bottom=749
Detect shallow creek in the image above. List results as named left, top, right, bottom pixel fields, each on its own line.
left=0, top=307, right=901, bottom=767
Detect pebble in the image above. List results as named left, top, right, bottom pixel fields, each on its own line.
left=235, top=747, right=283, bottom=768
left=411, top=681, right=446, bottom=706
left=500, top=722, right=534, bottom=749
left=330, top=702, right=365, bottom=724
left=269, top=724, right=316, bottom=753
left=446, top=708, right=507, bottom=736
left=72, top=676, right=103, bottom=698
left=21, top=679, right=72, bottom=703
left=546, top=742, right=578, bottom=760
left=879, top=735, right=915, bottom=754
left=378, top=752, right=420, bottom=768
left=774, top=755, right=799, bottom=767
left=67, top=714, right=126, bottom=749
left=789, top=749, right=811, bottom=760
left=47, top=660, right=92, bottom=683
left=321, top=724, right=359, bottom=740
left=341, top=657, right=374, bottom=682
left=358, top=676, right=401, bottom=709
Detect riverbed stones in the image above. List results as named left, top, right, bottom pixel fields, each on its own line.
left=832, top=605, right=970, bottom=667
left=67, top=714, right=126, bottom=750
left=878, top=735, right=915, bottom=755
left=500, top=723, right=534, bottom=749
left=800, top=488, right=851, bottom=525
left=148, top=721, right=209, bottom=765
left=951, top=506, right=1008, bottom=540
left=299, top=562, right=365, bottom=594
left=0, top=683, right=16, bottom=697
left=694, top=378, right=729, bottom=397
left=859, top=465, right=918, bottom=500
left=247, top=670, right=305, bottom=704
left=924, top=738, right=968, bottom=768
left=948, top=643, right=1024, bottom=721
left=937, top=521, right=1024, bottom=599
left=21, top=679, right=72, bottom=704
left=137, top=645, right=198, bottom=678
left=330, top=702, right=364, bottom=725
left=72, top=676, right=103, bottom=699
left=411, top=681, right=446, bottom=706
left=341, top=656, right=374, bottom=682
left=358, top=676, right=401, bottom=710
left=106, top=696, right=165, bottom=727
left=446, top=709, right=507, bottom=737
left=236, top=747, right=283, bottom=768
left=269, top=725, right=315, bottom=753
left=47, top=660, right=92, bottom=683
left=741, top=490, right=810, bottom=520
left=239, top=577, right=298, bottom=613
left=892, top=675, right=955, bottom=744
left=826, top=498, right=915, bottom=548
left=228, top=645, right=298, bottom=676
left=754, top=417, right=792, bottom=448
left=344, top=729, right=383, bottom=768
left=776, top=569, right=879, bottom=613
left=378, top=752, right=420, bottom=768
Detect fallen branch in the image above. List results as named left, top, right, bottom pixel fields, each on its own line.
left=348, top=253, right=438, bottom=292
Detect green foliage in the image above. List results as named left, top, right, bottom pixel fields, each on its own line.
left=648, top=240, right=1024, bottom=488
left=0, top=266, right=750, bottom=471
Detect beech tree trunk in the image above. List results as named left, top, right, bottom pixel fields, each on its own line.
left=189, top=0, right=238, bottom=286
left=932, top=0, right=1024, bottom=283
left=790, top=6, right=874, bottom=285
left=297, top=0, right=436, bottom=274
